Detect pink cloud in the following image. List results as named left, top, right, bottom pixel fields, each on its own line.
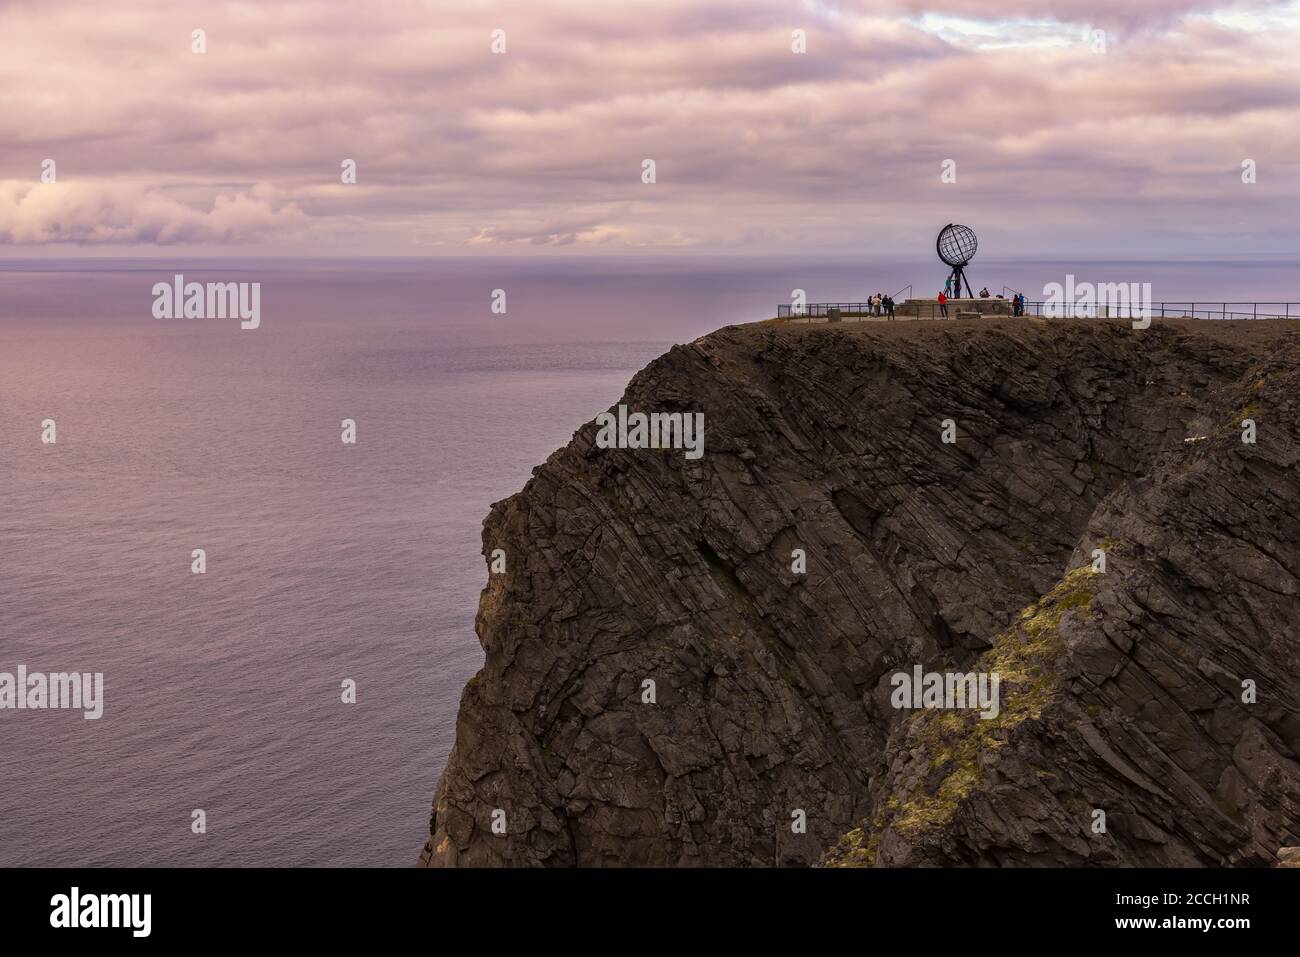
left=0, top=180, right=305, bottom=244
left=0, top=0, right=1294, bottom=256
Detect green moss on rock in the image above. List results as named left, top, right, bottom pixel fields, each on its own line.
left=830, top=564, right=1099, bottom=859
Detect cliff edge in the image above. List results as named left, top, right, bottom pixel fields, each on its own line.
left=421, top=316, right=1300, bottom=866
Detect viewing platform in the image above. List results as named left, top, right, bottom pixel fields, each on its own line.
left=896, top=297, right=1014, bottom=320
left=775, top=300, right=1300, bottom=323
left=775, top=297, right=1014, bottom=322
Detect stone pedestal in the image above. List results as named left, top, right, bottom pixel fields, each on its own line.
left=895, top=297, right=1014, bottom=319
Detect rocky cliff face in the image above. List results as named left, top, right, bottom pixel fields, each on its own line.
left=420, top=317, right=1300, bottom=867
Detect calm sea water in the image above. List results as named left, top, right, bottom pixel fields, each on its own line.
left=1, top=258, right=1293, bottom=866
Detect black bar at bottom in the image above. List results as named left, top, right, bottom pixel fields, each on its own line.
left=0, top=866, right=1290, bottom=944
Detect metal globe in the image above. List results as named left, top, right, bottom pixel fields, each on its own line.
left=937, top=223, right=978, bottom=267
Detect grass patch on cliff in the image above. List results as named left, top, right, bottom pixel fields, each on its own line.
left=837, top=564, right=1099, bottom=858
left=825, top=824, right=881, bottom=867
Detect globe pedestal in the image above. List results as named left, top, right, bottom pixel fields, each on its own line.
left=894, top=297, right=1013, bottom=319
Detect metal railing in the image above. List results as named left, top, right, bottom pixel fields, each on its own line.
left=776, top=299, right=1009, bottom=319
left=1023, top=302, right=1300, bottom=320
left=777, top=301, right=1300, bottom=321
left=777, top=302, right=878, bottom=318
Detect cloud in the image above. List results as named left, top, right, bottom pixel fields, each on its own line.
left=466, top=217, right=623, bottom=246
left=0, top=0, right=1295, bottom=256
left=0, top=180, right=306, bottom=245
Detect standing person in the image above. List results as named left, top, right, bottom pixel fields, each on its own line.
left=938, top=290, right=948, bottom=319
left=944, top=276, right=953, bottom=300
left=886, top=295, right=896, bottom=320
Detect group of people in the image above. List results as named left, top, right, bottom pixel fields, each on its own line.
left=866, top=293, right=896, bottom=319
left=835, top=284, right=1030, bottom=322
left=934, top=288, right=1028, bottom=318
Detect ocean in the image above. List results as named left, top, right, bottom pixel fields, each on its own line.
left=1, top=257, right=1294, bottom=866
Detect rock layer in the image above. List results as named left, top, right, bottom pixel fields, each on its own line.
left=420, top=317, right=1300, bottom=867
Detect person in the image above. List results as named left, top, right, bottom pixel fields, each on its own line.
left=1015, top=293, right=1023, bottom=316
left=944, top=276, right=953, bottom=300
left=874, top=293, right=882, bottom=317
left=938, top=290, right=948, bottom=319
left=979, top=286, right=990, bottom=298
left=886, top=295, right=895, bottom=320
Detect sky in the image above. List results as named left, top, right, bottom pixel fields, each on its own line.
left=0, top=0, right=1297, bottom=259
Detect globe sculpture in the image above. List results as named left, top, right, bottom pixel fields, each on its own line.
left=936, top=223, right=977, bottom=299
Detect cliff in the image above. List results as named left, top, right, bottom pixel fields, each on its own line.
left=420, top=316, right=1300, bottom=867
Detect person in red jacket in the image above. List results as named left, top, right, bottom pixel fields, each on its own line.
left=938, top=290, right=948, bottom=318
